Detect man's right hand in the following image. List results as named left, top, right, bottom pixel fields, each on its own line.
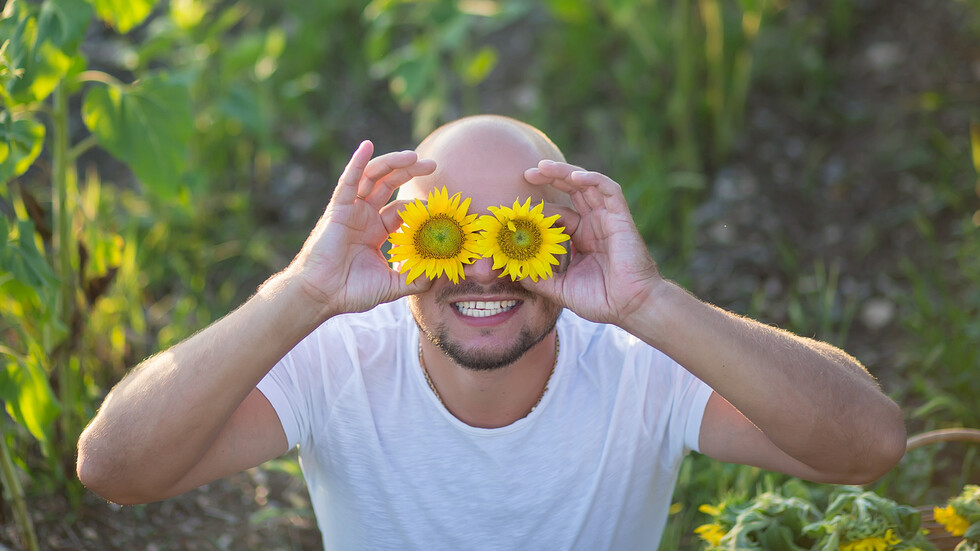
left=286, top=140, right=436, bottom=319
left=76, top=140, right=436, bottom=505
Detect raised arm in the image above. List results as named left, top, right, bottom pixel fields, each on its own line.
left=76, top=142, right=434, bottom=504
left=524, top=160, right=906, bottom=484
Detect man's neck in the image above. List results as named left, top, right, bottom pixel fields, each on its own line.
left=419, top=330, right=559, bottom=428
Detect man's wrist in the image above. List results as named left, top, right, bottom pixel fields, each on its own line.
left=258, top=269, right=338, bottom=331
left=618, top=278, right=692, bottom=350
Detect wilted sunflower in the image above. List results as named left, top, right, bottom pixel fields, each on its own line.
left=387, top=187, right=481, bottom=284
left=474, top=198, right=570, bottom=282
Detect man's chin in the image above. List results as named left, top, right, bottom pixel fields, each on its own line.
left=425, top=324, right=555, bottom=372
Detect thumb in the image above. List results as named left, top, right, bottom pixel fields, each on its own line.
left=383, top=266, right=434, bottom=303
left=519, top=271, right=564, bottom=305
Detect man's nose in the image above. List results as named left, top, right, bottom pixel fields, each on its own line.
left=463, top=256, right=502, bottom=284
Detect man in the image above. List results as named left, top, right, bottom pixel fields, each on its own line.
left=77, top=115, right=906, bottom=549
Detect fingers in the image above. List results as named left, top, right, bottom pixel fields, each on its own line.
left=379, top=199, right=417, bottom=235
left=541, top=204, right=581, bottom=237
left=332, top=140, right=375, bottom=204
left=393, top=269, right=434, bottom=298
left=358, top=151, right=436, bottom=208
left=524, top=160, right=585, bottom=188
left=526, top=160, right=626, bottom=213
left=333, top=143, right=436, bottom=209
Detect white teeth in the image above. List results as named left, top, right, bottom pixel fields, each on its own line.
left=454, top=300, right=518, bottom=318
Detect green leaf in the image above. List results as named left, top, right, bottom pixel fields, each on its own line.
left=461, top=46, right=497, bottom=86
left=0, top=354, right=61, bottom=445
left=218, top=86, right=268, bottom=136
left=37, top=0, right=94, bottom=52
left=88, top=0, right=159, bottom=33
left=964, top=522, right=980, bottom=542
left=0, top=219, right=58, bottom=292
left=0, top=113, right=46, bottom=185
left=82, top=73, right=192, bottom=195
left=0, top=0, right=91, bottom=103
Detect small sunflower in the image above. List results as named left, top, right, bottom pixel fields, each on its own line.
left=694, top=523, right=727, bottom=547
left=839, top=529, right=901, bottom=551
left=474, top=198, right=570, bottom=282
left=934, top=504, right=971, bottom=537
left=387, top=187, right=481, bottom=284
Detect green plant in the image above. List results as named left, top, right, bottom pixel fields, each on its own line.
left=695, top=484, right=823, bottom=550
left=0, top=0, right=221, bottom=547
left=694, top=484, right=936, bottom=551
left=660, top=453, right=798, bottom=550
left=934, top=485, right=980, bottom=549
left=364, top=0, right=528, bottom=139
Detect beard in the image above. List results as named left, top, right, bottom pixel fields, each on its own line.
left=411, top=281, right=561, bottom=371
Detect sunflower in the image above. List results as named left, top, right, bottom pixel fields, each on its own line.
left=474, top=198, right=570, bottom=282
left=387, top=187, right=481, bottom=284
left=838, top=529, right=902, bottom=551
left=934, top=504, right=971, bottom=537
left=693, top=523, right=727, bottom=547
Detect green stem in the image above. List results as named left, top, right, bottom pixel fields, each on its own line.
left=73, top=70, right=125, bottom=87
left=0, top=417, right=41, bottom=551
left=68, top=134, right=99, bottom=162
left=668, top=0, right=700, bottom=172
left=51, top=83, right=76, bottom=479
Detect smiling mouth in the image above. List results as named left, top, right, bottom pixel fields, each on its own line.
left=453, top=300, right=519, bottom=318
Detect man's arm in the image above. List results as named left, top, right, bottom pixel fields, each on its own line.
left=625, top=281, right=905, bottom=483
left=524, top=160, right=906, bottom=484
left=77, top=142, right=435, bottom=504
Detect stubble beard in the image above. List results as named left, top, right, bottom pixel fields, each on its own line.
left=410, top=283, right=561, bottom=371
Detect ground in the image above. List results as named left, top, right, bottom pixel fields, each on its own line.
left=2, top=0, right=978, bottom=549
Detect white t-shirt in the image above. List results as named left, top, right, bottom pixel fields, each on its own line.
left=257, top=298, right=713, bottom=550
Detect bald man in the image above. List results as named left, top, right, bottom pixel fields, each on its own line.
left=78, top=115, right=906, bottom=549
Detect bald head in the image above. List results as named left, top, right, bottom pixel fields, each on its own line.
left=398, top=115, right=570, bottom=211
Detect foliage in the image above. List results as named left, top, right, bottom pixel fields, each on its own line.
left=695, top=484, right=936, bottom=551
left=528, top=0, right=773, bottom=260
left=1, top=0, right=979, bottom=548
left=935, top=485, right=980, bottom=549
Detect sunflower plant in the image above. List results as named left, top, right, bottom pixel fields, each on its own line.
left=387, top=187, right=482, bottom=284
left=695, top=485, right=936, bottom=551
left=694, top=488, right=823, bottom=550
left=474, top=197, right=570, bottom=282
left=934, top=485, right=980, bottom=550
left=810, top=487, right=935, bottom=551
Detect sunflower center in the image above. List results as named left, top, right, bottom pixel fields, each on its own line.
left=498, top=219, right=542, bottom=260
left=415, top=215, right=465, bottom=258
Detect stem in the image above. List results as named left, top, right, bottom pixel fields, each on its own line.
left=51, top=83, right=77, bottom=480
left=73, top=70, right=125, bottom=87
left=668, top=0, right=700, bottom=172
left=0, top=417, right=41, bottom=551
left=68, top=134, right=99, bottom=162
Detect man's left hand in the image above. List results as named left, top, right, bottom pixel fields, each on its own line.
left=523, top=160, right=663, bottom=325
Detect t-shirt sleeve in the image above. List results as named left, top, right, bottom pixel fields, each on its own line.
left=675, top=371, right=713, bottom=454
left=256, top=324, right=343, bottom=450
left=634, top=334, right=714, bottom=455
left=256, top=358, right=305, bottom=450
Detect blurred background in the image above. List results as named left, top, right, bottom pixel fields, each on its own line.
left=1, top=0, right=978, bottom=548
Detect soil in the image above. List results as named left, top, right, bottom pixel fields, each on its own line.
left=2, top=0, right=978, bottom=549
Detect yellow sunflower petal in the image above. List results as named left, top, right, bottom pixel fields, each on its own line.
left=387, top=186, right=481, bottom=284
left=477, top=196, right=569, bottom=281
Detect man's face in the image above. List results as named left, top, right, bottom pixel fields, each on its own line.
left=401, top=123, right=567, bottom=371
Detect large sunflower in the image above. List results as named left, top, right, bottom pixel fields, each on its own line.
left=474, top=198, right=570, bottom=282
left=387, top=187, right=481, bottom=284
